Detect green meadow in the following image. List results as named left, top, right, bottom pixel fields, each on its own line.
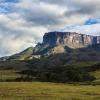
left=0, top=82, right=100, bottom=100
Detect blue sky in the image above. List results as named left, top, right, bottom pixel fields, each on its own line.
left=0, top=0, right=100, bottom=57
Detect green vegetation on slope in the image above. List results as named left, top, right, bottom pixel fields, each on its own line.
left=0, top=53, right=100, bottom=83
left=0, top=44, right=100, bottom=83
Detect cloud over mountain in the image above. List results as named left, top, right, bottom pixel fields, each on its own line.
left=0, top=0, right=100, bottom=57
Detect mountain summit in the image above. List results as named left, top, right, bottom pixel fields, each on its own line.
left=43, top=32, right=100, bottom=48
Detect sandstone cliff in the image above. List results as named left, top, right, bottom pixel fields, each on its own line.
left=43, top=32, right=100, bottom=48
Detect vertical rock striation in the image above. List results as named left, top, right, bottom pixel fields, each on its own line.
left=43, top=32, right=100, bottom=48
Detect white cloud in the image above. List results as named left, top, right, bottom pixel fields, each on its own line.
left=0, top=14, right=48, bottom=57
left=60, top=24, right=100, bottom=36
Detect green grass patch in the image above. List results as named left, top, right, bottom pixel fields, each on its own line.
left=0, top=82, right=100, bottom=100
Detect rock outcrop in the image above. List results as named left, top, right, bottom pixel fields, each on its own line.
left=43, top=32, right=100, bottom=48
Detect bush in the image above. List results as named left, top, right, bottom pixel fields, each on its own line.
left=19, top=65, right=95, bottom=83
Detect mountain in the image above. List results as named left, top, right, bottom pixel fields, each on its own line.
left=1, top=32, right=100, bottom=82
left=1, top=31, right=100, bottom=61
left=0, top=47, right=40, bottom=61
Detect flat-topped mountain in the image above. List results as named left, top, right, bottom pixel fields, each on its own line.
left=1, top=32, right=100, bottom=61
left=43, top=32, right=100, bottom=48
left=1, top=32, right=100, bottom=83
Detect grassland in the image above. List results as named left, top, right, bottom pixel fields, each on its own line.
left=0, top=60, right=100, bottom=100
left=0, top=82, right=100, bottom=100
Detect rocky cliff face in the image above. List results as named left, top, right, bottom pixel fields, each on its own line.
left=43, top=32, right=100, bottom=48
